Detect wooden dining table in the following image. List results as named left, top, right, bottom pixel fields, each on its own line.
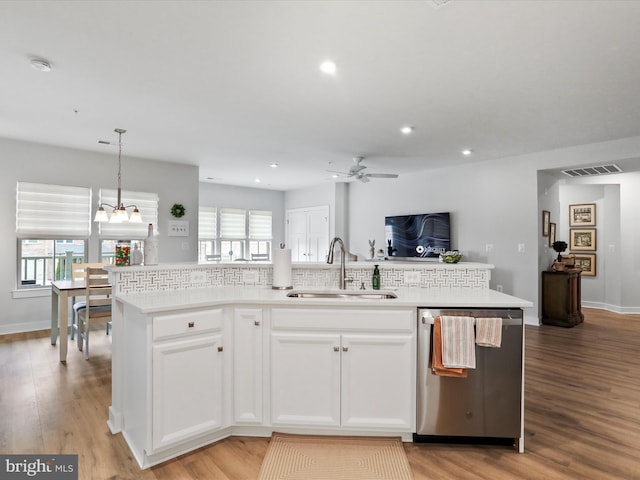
left=50, top=279, right=112, bottom=363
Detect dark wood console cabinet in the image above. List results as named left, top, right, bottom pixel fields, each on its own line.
left=541, top=270, right=584, bottom=327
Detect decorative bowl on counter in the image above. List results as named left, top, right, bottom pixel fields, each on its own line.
left=439, top=251, right=463, bottom=263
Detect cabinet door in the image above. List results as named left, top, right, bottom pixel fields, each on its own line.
left=341, top=334, right=415, bottom=431
left=152, top=334, right=224, bottom=451
left=287, top=210, right=309, bottom=262
left=233, top=308, right=263, bottom=424
left=271, top=332, right=341, bottom=426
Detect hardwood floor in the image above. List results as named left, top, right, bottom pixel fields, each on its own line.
left=1, top=308, right=639, bottom=479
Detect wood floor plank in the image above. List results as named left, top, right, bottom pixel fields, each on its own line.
left=1, top=307, right=639, bottom=479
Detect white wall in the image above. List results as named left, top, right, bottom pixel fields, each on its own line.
left=2, top=137, right=199, bottom=333
left=199, top=183, right=286, bottom=245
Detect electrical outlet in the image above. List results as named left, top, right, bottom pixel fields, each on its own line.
left=518, top=243, right=525, bottom=253
left=404, top=271, right=421, bottom=284
left=190, top=271, right=206, bottom=284
left=243, top=270, right=258, bottom=283
left=496, top=284, right=504, bottom=293
left=485, top=244, right=494, bottom=252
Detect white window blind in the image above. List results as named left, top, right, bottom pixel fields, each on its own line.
left=16, top=182, right=91, bottom=238
left=220, top=208, right=246, bottom=239
left=98, top=189, right=159, bottom=239
left=249, top=210, right=272, bottom=239
left=198, top=206, right=217, bottom=239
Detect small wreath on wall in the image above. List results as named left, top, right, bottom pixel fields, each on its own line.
left=170, top=203, right=186, bottom=218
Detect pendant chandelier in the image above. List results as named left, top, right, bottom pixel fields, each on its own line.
left=94, top=128, right=142, bottom=223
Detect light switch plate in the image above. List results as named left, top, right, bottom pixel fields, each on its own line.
left=168, top=220, right=189, bottom=237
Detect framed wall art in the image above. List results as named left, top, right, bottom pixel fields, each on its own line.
left=569, top=228, right=596, bottom=251
left=573, top=253, right=596, bottom=276
left=548, top=222, right=556, bottom=247
left=569, top=203, right=596, bottom=227
left=542, top=210, right=550, bottom=236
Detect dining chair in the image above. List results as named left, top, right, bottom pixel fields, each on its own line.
left=72, top=266, right=112, bottom=360
left=70, top=262, right=106, bottom=340
left=251, top=253, right=270, bottom=261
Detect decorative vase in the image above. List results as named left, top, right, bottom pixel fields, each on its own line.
left=144, top=223, right=159, bottom=265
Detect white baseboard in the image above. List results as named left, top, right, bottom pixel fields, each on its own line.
left=0, top=320, right=50, bottom=336
left=582, top=301, right=640, bottom=315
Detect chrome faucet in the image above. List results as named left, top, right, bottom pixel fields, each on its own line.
left=327, top=237, right=348, bottom=289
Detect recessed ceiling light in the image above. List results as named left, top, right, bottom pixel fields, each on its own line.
left=400, top=126, right=414, bottom=135
left=319, top=60, right=337, bottom=75
left=255, top=178, right=261, bottom=183
left=461, top=149, right=473, bottom=156
left=30, top=58, right=52, bottom=72
left=269, top=163, right=279, bottom=168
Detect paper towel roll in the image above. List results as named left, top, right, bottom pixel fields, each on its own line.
left=272, top=248, right=293, bottom=289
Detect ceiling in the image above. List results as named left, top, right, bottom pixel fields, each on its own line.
left=2, top=0, right=640, bottom=190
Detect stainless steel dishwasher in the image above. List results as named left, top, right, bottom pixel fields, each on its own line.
left=415, top=308, right=524, bottom=449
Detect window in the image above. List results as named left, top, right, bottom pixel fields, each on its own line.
left=198, top=207, right=218, bottom=262
left=220, top=208, right=246, bottom=261
left=16, top=182, right=91, bottom=288
left=249, top=210, right=272, bottom=260
left=198, top=207, right=272, bottom=261
left=19, top=239, right=87, bottom=287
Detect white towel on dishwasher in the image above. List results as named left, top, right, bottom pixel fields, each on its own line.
left=475, top=317, right=503, bottom=348
left=440, top=316, right=476, bottom=369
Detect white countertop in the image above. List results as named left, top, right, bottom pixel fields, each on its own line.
left=115, top=286, right=532, bottom=314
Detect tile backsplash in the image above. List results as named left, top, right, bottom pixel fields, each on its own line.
left=112, top=263, right=491, bottom=295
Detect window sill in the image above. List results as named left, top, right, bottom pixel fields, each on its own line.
left=12, top=288, right=50, bottom=299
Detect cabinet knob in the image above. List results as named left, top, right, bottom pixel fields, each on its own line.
left=254, top=320, right=261, bottom=326
left=188, top=321, right=195, bottom=328
left=217, top=346, right=224, bottom=352
left=333, top=346, right=340, bottom=352
left=342, top=346, right=349, bottom=352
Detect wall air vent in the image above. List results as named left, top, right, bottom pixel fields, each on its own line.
left=562, top=164, right=622, bottom=177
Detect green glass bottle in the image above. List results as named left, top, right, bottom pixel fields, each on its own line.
left=372, top=264, right=381, bottom=290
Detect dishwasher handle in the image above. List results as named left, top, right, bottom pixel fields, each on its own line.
left=421, top=312, right=522, bottom=326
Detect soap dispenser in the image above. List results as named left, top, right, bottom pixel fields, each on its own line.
left=372, top=264, right=381, bottom=290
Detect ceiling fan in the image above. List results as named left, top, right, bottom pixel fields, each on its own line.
left=329, top=156, right=399, bottom=183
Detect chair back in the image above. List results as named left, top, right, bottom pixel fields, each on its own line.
left=72, top=262, right=106, bottom=281
left=251, top=253, right=270, bottom=261
left=84, top=267, right=112, bottom=313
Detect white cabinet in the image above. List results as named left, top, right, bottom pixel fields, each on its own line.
left=286, top=205, right=329, bottom=262
left=270, top=308, right=416, bottom=432
left=271, top=332, right=341, bottom=426
left=233, top=308, right=263, bottom=424
left=151, top=309, right=226, bottom=452
left=341, top=334, right=415, bottom=429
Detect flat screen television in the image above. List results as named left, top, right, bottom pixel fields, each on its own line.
left=385, top=212, right=450, bottom=259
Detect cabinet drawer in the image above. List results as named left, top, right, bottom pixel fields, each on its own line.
left=153, top=309, right=223, bottom=341
left=271, top=308, right=414, bottom=333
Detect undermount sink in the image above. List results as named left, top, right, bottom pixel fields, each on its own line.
left=286, top=290, right=398, bottom=300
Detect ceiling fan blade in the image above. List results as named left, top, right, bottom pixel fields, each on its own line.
left=364, top=173, right=399, bottom=178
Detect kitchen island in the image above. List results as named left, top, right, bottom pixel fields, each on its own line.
left=106, top=262, right=532, bottom=468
